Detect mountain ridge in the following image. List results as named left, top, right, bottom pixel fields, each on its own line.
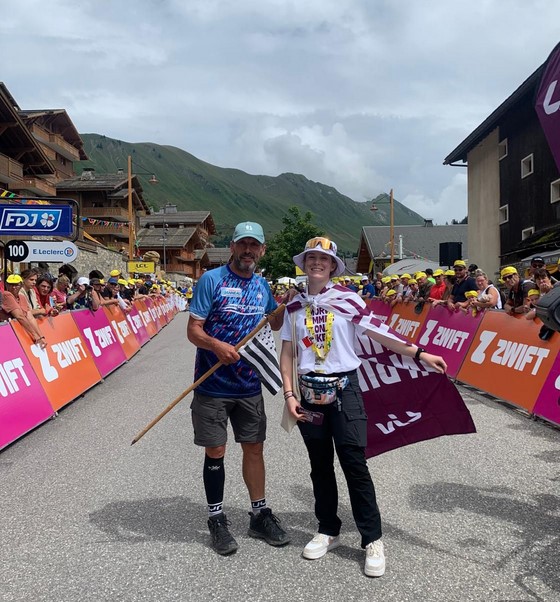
left=78, top=133, right=425, bottom=252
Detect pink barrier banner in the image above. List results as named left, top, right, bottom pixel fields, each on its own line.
left=128, top=302, right=151, bottom=346
left=366, top=299, right=392, bottom=323
left=0, top=323, right=54, bottom=450
left=144, top=297, right=163, bottom=332
left=416, top=305, right=484, bottom=378
left=71, top=309, right=127, bottom=377
left=136, top=299, right=159, bottom=338
left=102, top=305, right=141, bottom=360
left=532, top=354, right=560, bottom=426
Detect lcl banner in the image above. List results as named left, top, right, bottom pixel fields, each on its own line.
left=457, top=313, right=560, bottom=412
left=535, top=42, right=560, bottom=172
left=11, top=314, right=101, bottom=411
left=102, top=305, right=141, bottom=360
left=416, top=305, right=484, bottom=378
left=0, top=323, right=54, bottom=450
left=71, top=308, right=127, bottom=377
left=385, top=300, right=431, bottom=343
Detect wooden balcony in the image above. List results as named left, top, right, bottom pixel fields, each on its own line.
left=11, top=176, right=56, bottom=196
left=82, top=206, right=130, bottom=221
left=29, top=123, right=81, bottom=161
left=165, top=262, right=192, bottom=274
left=84, top=224, right=130, bottom=239
left=0, top=152, right=24, bottom=184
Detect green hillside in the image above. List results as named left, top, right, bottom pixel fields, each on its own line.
left=78, top=134, right=425, bottom=253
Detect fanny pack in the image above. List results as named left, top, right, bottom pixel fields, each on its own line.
left=299, top=374, right=349, bottom=405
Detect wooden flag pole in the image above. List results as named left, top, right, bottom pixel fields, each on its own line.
left=130, top=304, right=286, bottom=445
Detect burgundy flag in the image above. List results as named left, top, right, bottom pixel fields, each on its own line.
left=535, top=42, right=560, bottom=172
left=287, top=285, right=476, bottom=458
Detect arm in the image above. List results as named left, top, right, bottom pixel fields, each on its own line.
left=280, top=339, right=305, bottom=421
left=10, top=307, right=47, bottom=348
left=187, top=315, right=240, bottom=364
left=364, top=330, right=447, bottom=374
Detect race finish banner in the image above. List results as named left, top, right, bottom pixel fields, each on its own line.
left=535, top=42, right=560, bottom=171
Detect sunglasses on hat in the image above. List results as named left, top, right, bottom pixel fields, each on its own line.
left=305, top=237, right=337, bottom=253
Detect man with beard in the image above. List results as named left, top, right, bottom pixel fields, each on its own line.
left=187, top=222, right=290, bottom=556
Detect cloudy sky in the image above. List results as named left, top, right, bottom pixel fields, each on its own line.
left=3, top=0, right=560, bottom=223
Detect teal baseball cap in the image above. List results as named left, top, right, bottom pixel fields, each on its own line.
left=232, top=222, right=265, bottom=244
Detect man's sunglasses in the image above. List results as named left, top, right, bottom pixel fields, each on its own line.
left=532, top=263, right=544, bottom=268
left=503, top=274, right=516, bottom=281
left=453, top=267, right=465, bottom=271
left=305, top=237, right=338, bottom=253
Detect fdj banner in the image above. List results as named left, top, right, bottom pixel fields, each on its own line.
left=0, top=205, right=73, bottom=236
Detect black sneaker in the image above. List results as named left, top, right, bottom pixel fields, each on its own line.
left=208, top=513, right=239, bottom=555
left=247, top=508, right=291, bottom=546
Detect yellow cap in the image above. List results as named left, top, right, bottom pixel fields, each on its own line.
left=453, top=260, right=467, bottom=267
left=444, top=269, right=455, bottom=276
left=500, top=266, right=518, bottom=278
left=127, top=279, right=136, bottom=285
left=386, top=289, right=397, bottom=296
left=136, top=279, right=143, bottom=284
left=117, top=278, right=128, bottom=286
left=6, top=274, right=23, bottom=284
left=528, top=289, right=540, bottom=297
left=408, top=278, right=417, bottom=284
left=433, top=269, right=444, bottom=276
left=110, top=269, right=121, bottom=277
left=390, top=274, right=399, bottom=280
left=400, top=273, right=411, bottom=279
left=381, top=276, right=391, bottom=284
left=464, top=290, right=478, bottom=298
left=416, top=272, right=427, bottom=279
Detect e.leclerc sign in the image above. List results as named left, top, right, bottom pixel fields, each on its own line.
left=0, top=205, right=73, bottom=236
left=5, top=240, right=79, bottom=263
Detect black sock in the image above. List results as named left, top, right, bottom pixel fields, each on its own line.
left=203, top=455, right=225, bottom=517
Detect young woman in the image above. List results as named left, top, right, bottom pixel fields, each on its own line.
left=35, top=275, right=59, bottom=317
left=279, top=237, right=446, bottom=578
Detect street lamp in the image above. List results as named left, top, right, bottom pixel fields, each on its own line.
left=159, top=223, right=169, bottom=274
left=371, top=188, right=395, bottom=265
left=127, top=155, right=158, bottom=263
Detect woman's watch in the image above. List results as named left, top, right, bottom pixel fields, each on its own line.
left=414, top=347, right=426, bottom=360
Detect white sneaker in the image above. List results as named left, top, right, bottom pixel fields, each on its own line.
left=364, top=539, right=385, bottom=577
left=302, top=533, right=341, bottom=559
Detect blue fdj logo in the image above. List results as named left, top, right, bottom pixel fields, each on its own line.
left=0, top=205, right=73, bottom=236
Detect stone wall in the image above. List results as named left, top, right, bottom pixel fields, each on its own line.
left=49, top=245, right=129, bottom=279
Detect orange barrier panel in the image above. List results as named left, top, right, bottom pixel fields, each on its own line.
left=11, top=313, right=102, bottom=411
left=457, top=313, right=560, bottom=412
left=102, top=305, right=141, bottom=360
left=386, top=300, right=431, bottom=343
left=135, top=299, right=159, bottom=338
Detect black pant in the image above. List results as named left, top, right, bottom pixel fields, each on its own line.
left=298, top=372, right=382, bottom=548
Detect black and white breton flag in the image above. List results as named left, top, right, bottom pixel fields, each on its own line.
left=239, top=324, right=282, bottom=395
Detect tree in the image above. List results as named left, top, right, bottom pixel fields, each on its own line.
left=260, top=206, right=324, bottom=279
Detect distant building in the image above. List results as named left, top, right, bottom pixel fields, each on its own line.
left=356, top=221, right=468, bottom=274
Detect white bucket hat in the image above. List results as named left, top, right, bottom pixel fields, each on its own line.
left=293, top=237, right=346, bottom=277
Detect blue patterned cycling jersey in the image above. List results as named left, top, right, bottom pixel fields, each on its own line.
left=189, top=264, right=277, bottom=398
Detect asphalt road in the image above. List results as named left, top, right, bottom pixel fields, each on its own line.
left=1, top=312, right=559, bottom=602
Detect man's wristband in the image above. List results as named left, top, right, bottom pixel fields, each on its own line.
left=414, top=347, right=426, bottom=360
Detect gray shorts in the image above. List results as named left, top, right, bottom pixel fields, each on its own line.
left=190, top=391, right=267, bottom=447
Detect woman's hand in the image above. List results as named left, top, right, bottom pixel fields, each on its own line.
left=286, top=395, right=306, bottom=421
left=418, top=352, right=447, bottom=374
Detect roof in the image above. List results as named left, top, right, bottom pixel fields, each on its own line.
left=205, top=247, right=232, bottom=264
left=18, top=109, right=88, bottom=160
left=136, top=226, right=196, bottom=249
left=140, top=211, right=216, bottom=234
left=444, top=64, right=544, bottom=164
left=361, top=225, right=469, bottom=263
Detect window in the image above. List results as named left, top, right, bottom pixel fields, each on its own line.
left=498, top=139, right=508, bottom=160
left=521, top=226, right=535, bottom=240
left=551, top=178, right=560, bottom=204
left=499, top=204, right=509, bottom=224
left=521, top=154, right=534, bottom=178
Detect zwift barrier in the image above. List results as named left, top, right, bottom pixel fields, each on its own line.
left=368, top=299, right=560, bottom=428
left=0, top=295, right=186, bottom=450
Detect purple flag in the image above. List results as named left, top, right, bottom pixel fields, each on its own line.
left=535, top=42, right=560, bottom=172
left=287, top=285, right=476, bottom=458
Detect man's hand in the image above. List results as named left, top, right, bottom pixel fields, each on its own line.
left=211, top=340, right=240, bottom=365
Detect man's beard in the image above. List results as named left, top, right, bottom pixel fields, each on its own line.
left=232, top=255, right=257, bottom=274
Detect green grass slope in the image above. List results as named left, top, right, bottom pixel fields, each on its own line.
left=79, top=134, right=425, bottom=253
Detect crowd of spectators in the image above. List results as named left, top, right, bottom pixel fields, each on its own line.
left=0, top=265, right=184, bottom=348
